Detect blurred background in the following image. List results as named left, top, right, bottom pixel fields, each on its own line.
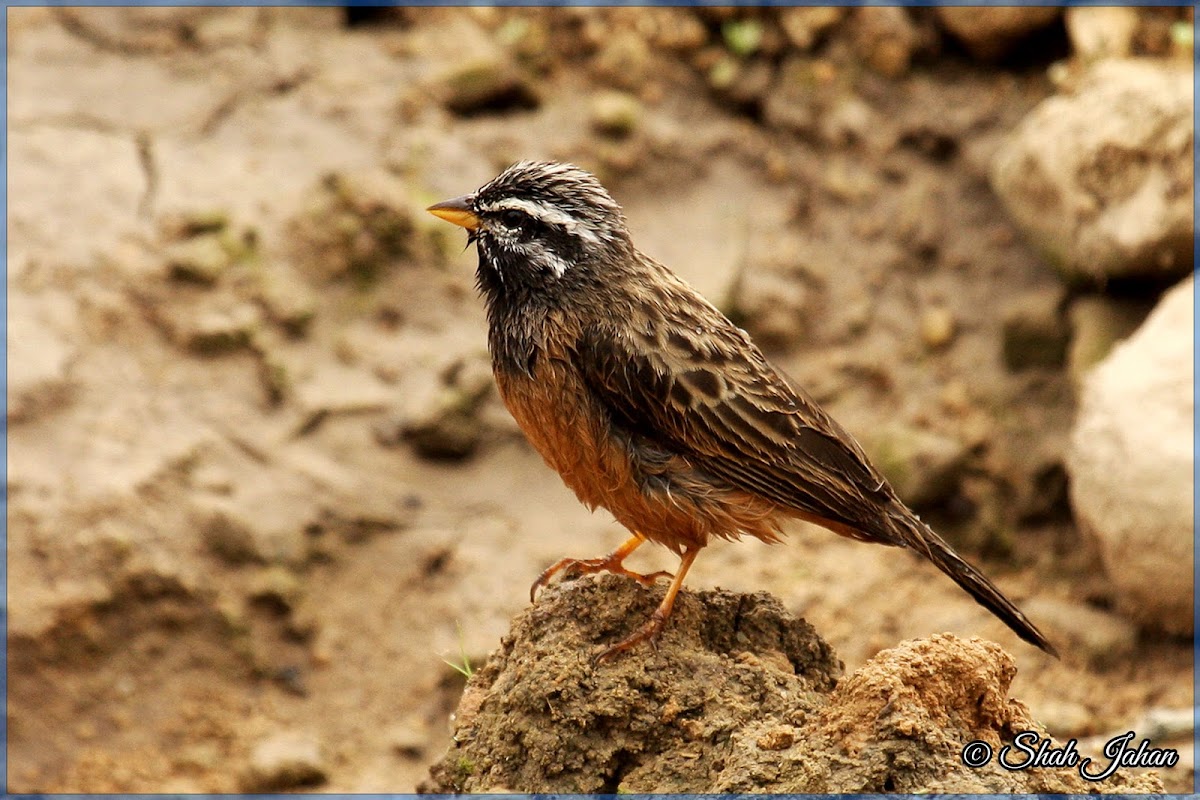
left=6, top=5, right=1193, bottom=792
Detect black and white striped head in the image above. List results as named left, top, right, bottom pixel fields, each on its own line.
left=428, top=161, right=633, bottom=303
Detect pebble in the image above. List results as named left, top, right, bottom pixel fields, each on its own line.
left=779, top=6, right=844, bottom=50
left=592, top=32, right=650, bottom=91
left=179, top=302, right=260, bottom=355
left=248, top=565, right=303, bottom=612
left=936, top=7, right=1061, bottom=60
left=853, top=6, right=919, bottom=78
left=389, top=714, right=433, bottom=758
left=257, top=263, right=318, bottom=337
left=437, top=57, right=538, bottom=116
left=755, top=725, right=796, bottom=751
left=164, top=234, right=232, bottom=285
left=919, top=306, right=957, bottom=350
left=589, top=90, right=642, bottom=139
left=241, top=731, right=327, bottom=791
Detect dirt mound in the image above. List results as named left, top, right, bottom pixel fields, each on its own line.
left=422, top=574, right=1162, bottom=793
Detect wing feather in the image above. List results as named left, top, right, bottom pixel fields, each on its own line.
left=574, top=312, right=898, bottom=542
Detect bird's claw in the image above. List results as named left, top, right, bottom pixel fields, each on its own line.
left=591, top=612, right=668, bottom=665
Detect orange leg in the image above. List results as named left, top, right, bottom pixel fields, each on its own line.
left=530, top=534, right=673, bottom=602
left=595, top=545, right=700, bottom=664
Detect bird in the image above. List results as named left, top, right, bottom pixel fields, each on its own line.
left=428, top=160, right=1057, bottom=662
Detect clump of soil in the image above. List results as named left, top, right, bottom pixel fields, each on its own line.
left=423, top=574, right=1162, bottom=794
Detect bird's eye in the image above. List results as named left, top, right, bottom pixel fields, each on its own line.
left=499, top=209, right=525, bottom=229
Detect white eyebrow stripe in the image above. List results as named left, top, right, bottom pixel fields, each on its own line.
left=478, top=197, right=600, bottom=244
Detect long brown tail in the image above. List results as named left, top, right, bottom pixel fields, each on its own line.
left=889, top=510, right=1059, bottom=657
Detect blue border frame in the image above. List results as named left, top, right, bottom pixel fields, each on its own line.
left=0, top=0, right=1195, bottom=6
left=2, top=2, right=1196, bottom=799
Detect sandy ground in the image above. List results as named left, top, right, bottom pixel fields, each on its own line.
left=6, top=6, right=1193, bottom=793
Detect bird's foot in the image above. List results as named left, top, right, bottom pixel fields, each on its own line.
left=593, top=608, right=668, bottom=664
left=529, top=535, right=672, bottom=601
left=591, top=545, right=700, bottom=664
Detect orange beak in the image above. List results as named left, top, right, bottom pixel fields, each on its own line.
left=427, top=195, right=479, bottom=231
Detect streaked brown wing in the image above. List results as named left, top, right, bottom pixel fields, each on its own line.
left=574, top=310, right=900, bottom=543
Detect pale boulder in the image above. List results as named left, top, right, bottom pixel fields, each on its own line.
left=1067, top=277, right=1193, bottom=635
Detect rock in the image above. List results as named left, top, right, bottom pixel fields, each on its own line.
left=721, top=18, right=763, bottom=58
left=1065, top=6, right=1139, bottom=60
left=241, top=731, right=327, bottom=791
left=389, top=714, right=433, bottom=758
left=818, top=96, right=879, bottom=150
left=198, top=503, right=267, bottom=565
left=821, top=154, right=881, bottom=199
left=589, top=90, right=642, bottom=139
left=163, top=235, right=234, bottom=285
left=176, top=300, right=261, bottom=355
left=1067, top=277, right=1193, bottom=635
left=779, top=7, right=844, bottom=50
left=919, top=306, right=957, bottom=350
left=762, top=57, right=820, bottom=135
left=157, top=208, right=230, bottom=241
left=248, top=565, right=303, bottom=613
left=196, top=484, right=322, bottom=566
left=729, top=267, right=814, bottom=351
left=422, top=578, right=1161, bottom=793
left=255, top=262, right=318, bottom=337
left=728, top=233, right=821, bottom=351
left=1066, top=295, right=1151, bottom=389
left=1001, top=289, right=1068, bottom=371
left=853, top=7, right=920, bottom=78
left=1019, top=597, right=1138, bottom=669
left=379, top=358, right=493, bottom=460
left=802, top=636, right=1113, bottom=793
left=891, top=181, right=944, bottom=265
left=495, top=16, right=552, bottom=71
left=290, top=171, right=427, bottom=285
left=991, top=60, right=1193, bottom=284
left=710, top=57, right=773, bottom=111
left=643, top=9, right=708, bottom=53
left=863, top=423, right=970, bottom=509
left=436, top=56, right=538, bottom=116
left=936, top=7, right=1062, bottom=60
left=396, top=393, right=487, bottom=460
left=591, top=31, right=651, bottom=91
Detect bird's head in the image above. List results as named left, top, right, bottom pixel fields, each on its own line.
left=428, top=161, right=634, bottom=304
